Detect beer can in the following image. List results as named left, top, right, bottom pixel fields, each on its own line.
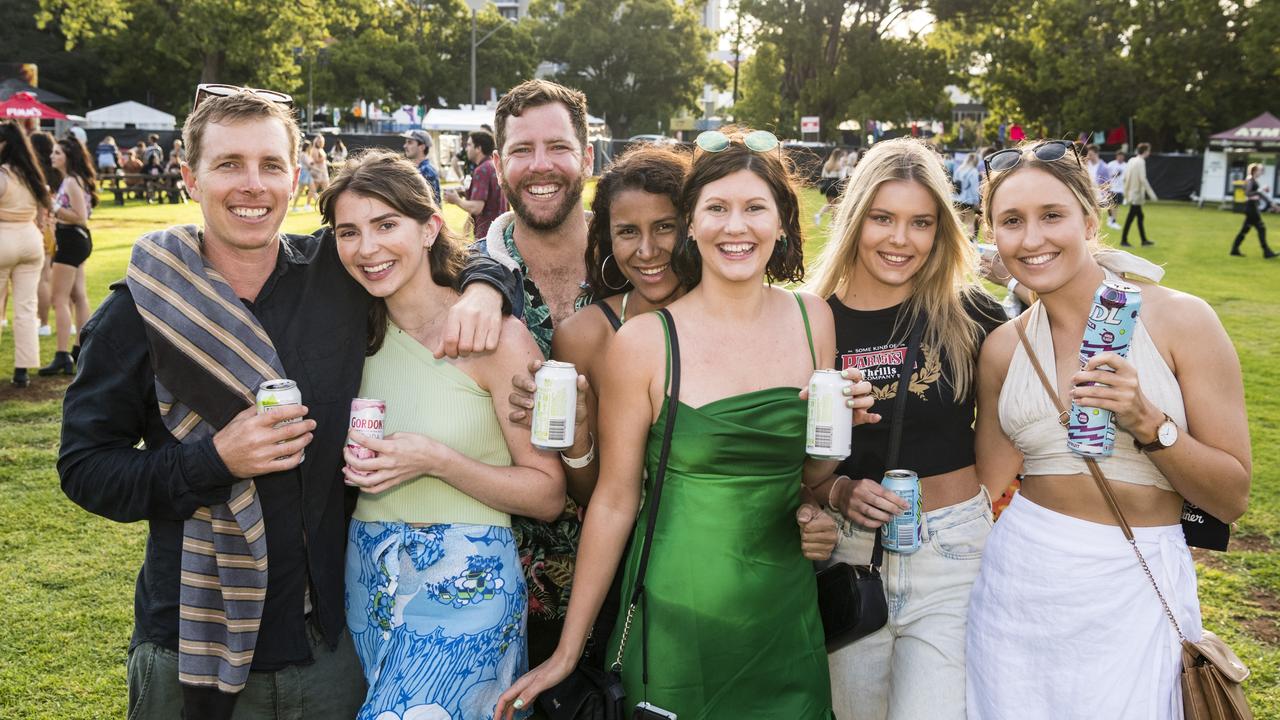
left=347, top=398, right=386, bottom=462
left=256, top=379, right=302, bottom=426
left=881, top=469, right=923, bottom=554
left=257, top=378, right=304, bottom=461
left=806, top=369, right=853, bottom=460
left=531, top=360, right=577, bottom=450
left=1068, top=279, right=1142, bottom=458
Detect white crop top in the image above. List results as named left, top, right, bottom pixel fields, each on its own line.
left=998, top=292, right=1186, bottom=492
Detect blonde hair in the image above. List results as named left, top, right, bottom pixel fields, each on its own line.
left=183, top=92, right=299, bottom=172
left=808, top=137, right=987, bottom=398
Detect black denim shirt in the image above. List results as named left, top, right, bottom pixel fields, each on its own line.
left=58, top=228, right=518, bottom=670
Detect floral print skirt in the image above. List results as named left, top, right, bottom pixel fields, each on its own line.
left=345, top=521, right=528, bottom=720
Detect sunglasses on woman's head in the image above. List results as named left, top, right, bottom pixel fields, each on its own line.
left=192, top=84, right=294, bottom=111
left=695, top=129, right=780, bottom=154
left=983, top=140, right=1081, bottom=179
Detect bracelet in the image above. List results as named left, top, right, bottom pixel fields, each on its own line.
left=560, top=433, right=595, bottom=468
left=827, top=475, right=850, bottom=510
left=1006, top=277, right=1019, bottom=293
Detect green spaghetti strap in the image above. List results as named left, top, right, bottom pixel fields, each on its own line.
left=659, top=309, right=673, bottom=394
left=792, top=291, right=817, bottom=370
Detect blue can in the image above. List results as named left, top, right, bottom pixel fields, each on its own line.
left=1068, top=279, right=1142, bottom=457
left=881, top=469, right=922, bottom=554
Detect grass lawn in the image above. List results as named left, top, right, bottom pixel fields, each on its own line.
left=1, top=194, right=1277, bottom=717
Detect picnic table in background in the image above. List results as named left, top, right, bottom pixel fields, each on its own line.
left=98, top=172, right=187, bottom=206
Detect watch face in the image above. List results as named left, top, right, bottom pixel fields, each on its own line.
left=1157, top=420, right=1178, bottom=447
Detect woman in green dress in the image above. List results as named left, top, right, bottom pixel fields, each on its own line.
left=497, top=129, right=874, bottom=719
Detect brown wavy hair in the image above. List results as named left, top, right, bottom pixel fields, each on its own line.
left=674, top=127, right=805, bottom=289
left=495, top=79, right=589, bottom=153
left=583, top=144, right=691, bottom=300
left=56, top=136, right=98, bottom=208
left=0, top=121, right=51, bottom=211
left=319, top=149, right=467, bottom=355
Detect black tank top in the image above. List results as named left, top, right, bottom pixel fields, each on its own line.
left=828, top=292, right=1004, bottom=481
left=595, top=299, right=622, bottom=332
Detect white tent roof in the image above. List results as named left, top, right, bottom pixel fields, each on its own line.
left=85, top=101, right=176, bottom=130
left=420, top=106, right=605, bottom=133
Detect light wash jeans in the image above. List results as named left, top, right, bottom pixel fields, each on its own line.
left=824, top=486, right=992, bottom=720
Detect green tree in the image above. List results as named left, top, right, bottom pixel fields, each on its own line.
left=529, top=0, right=727, bottom=138
left=36, top=0, right=367, bottom=114
left=737, top=0, right=966, bottom=140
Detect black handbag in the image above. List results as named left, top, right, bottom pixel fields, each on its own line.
left=539, top=308, right=683, bottom=720
left=817, top=317, right=923, bottom=651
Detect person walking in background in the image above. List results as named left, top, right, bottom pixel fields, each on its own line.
left=39, top=136, right=95, bottom=376
left=329, top=138, right=348, bottom=167
left=815, top=149, right=847, bottom=226
left=322, top=150, right=564, bottom=720
left=293, top=138, right=314, bottom=212
left=1121, top=142, right=1157, bottom=247
left=29, top=131, right=58, bottom=337
left=444, top=130, right=506, bottom=240
left=0, top=120, right=51, bottom=388
left=1083, top=144, right=1113, bottom=229
left=308, top=134, right=331, bottom=194
left=1230, top=163, right=1276, bottom=259
left=402, top=129, right=441, bottom=204
left=1105, top=150, right=1126, bottom=229
left=952, top=151, right=981, bottom=238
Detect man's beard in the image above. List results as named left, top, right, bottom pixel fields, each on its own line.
left=502, top=172, right=586, bottom=232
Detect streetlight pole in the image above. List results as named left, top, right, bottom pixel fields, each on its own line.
left=471, top=8, right=477, bottom=107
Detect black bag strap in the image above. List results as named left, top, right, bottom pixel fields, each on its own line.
left=871, top=315, right=925, bottom=568
left=612, top=307, right=681, bottom=680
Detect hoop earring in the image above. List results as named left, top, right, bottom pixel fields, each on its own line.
left=600, top=253, right=628, bottom=291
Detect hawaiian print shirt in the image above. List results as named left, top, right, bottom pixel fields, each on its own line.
left=503, top=221, right=592, bottom=620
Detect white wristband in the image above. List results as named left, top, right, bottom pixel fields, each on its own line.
left=560, top=433, right=595, bottom=468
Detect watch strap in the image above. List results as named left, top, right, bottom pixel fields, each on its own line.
left=1133, top=414, right=1174, bottom=453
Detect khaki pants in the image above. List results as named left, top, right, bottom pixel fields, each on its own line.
left=126, top=624, right=366, bottom=720
left=0, top=221, right=44, bottom=369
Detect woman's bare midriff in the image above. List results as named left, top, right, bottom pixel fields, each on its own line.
left=1020, top=474, right=1184, bottom=527
left=920, top=466, right=982, bottom=512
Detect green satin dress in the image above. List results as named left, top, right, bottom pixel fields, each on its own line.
left=607, top=297, right=834, bottom=719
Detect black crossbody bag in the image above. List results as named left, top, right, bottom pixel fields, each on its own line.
left=539, top=308, right=683, bottom=720
left=816, top=318, right=924, bottom=651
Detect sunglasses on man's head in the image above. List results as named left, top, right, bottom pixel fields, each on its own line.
left=983, top=140, right=1082, bottom=179
left=695, top=129, right=780, bottom=154
left=193, top=84, right=294, bottom=111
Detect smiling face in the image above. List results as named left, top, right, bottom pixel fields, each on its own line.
left=688, top=168, right=781, bottom=285
left=494, top=102, right=593, bottom=231
left=847, top=179, right=937, bottom=305
left=989, top=166, right=1097, bottom=294
left=608, top=189, right=682, bottom=304
left=181, top=118, right=298, bottom=253
left=332, top=192, right=442, bottom=301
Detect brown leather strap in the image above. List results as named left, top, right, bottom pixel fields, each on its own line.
left=1012, top=312, right=1186, bottom=641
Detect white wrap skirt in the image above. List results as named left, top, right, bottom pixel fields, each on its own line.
left=966, top=492, right=1201, bottom=720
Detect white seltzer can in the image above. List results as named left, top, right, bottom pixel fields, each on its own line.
left=806, top=369, right=852, bottom=459
left=257, top=378, right=304, bottom=461
left=531, top=360, right=577, bottom=450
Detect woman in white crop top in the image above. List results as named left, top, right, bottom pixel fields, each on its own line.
left=966, top=141, right=1251, bottom=719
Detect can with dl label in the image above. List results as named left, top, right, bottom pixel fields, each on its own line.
left=531, top=361, right=577, bottom=450
left=1068, top=279, right=1141, bottom=458
left=806, top=369, right=852, bottom=460
left=347, top=398, right=386, bottom=462
left=881, top=469, right=922, bottom=554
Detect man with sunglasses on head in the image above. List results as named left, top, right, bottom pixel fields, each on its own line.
left=57, top=86, right=519, bottom=720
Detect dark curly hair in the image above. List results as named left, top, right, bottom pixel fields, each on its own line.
left=674, top=127, right=805, bottom=289
left=583, top=144, right=691, bottom=300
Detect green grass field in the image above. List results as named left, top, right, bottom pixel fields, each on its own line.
left=1, top=194, right=1277, bottom=717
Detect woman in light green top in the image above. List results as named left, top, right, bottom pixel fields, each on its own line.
left=321, top=149, right=564, bottom=720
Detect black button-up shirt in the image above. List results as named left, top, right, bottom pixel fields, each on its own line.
left=59, top=229, right=518, bottom=669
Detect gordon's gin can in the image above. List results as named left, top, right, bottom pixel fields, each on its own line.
left=257, top=379, right=304, bottom=461
left=531, top=360, right=577, bottom=450
left=1068, top=279, right=1142, bottom=458
left=881, top=469, right=923, bottom=554
left=806, top=369, right=852, bottom=459
left=347, top=398, right=386, bottom=461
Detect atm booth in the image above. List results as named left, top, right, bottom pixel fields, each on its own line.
left=1199, top=112, right=1280, bottom=211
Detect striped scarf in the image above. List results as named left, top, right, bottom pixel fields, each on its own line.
left=126, top=225, right=286, bottom=702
